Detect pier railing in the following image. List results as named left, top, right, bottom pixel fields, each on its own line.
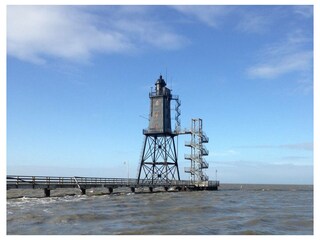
left=7, top=175, right=219, bottom=196
left=7, top=175, right=138, bottom=189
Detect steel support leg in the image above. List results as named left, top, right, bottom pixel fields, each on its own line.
left=44, top=188, right=50, bottom=197
left=81, top=188, right=86, bottom=195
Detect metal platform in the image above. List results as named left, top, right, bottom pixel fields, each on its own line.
left=7, top=175, right=219, bottom=197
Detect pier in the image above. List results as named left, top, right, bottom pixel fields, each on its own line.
left=6, top=76, right=220, bottom=198
left=7, top=175, right=219, bottom=197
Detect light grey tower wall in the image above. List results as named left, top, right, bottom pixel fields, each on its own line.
left=148, top=75, right=172, bottom=133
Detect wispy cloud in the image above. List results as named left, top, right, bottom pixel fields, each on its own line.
left=173, top=6, right=276, bottom=34
left=279, top=142, right=313, bottom=151
left=112, top=18, right=188, bottom=50
left=291, top=77, right=313, bottom=95
left=246, top=28, right=313, bottom=95
left=212, top=149, right=239, bottom=157
left=247, top=51, right=312, bottom=79
left=293, top=5, right=313, bottom=18
left=172, top=5, right=232, bottom=28
left=212, top=160, right=313, bottom=184
left=7, top=6, right=188, bottom=64
left=236, top=12, right=272, bottom=34
left=235, top=142, right=313, bottom=151
left=281, top=155, right=311, bottom=163
left=246, top=30, right=313, bottom=79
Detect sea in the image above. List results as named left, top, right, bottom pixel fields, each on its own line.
left=7, top=184, right=313, bottom=235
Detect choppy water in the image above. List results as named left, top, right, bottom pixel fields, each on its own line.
left=7, top=184, right=313, bottom=235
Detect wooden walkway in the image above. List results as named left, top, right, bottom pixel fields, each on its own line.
left=7, top=175, right=219, bottom=197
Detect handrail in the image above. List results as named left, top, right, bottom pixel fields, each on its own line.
left=7, top=175, right=219, bottom=189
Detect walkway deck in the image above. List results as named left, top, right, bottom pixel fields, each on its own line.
left=7, top=175, right=219, bottom=197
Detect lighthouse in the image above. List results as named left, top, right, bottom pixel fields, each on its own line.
left=148, top=75, right=172, bottom=133
left=137, top=75, right=180, bottom=184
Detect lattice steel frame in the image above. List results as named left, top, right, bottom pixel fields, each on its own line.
left=137, top=134, right=180, bottom=185
left=184, top=118, right=209, bottom=185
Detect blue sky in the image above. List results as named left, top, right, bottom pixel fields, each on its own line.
left=6, top=5, right=314, bottom=184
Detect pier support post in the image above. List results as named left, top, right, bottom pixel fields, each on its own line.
left=164, top=186, right=168, bottom=192
left=108, top=187, right=113, bottom=194
left=81, top=188, right=86, bottom=195
left=130, top=187, right=135, bottom=193
left=44, top=188, right=50, bottom=197
left=149, top=187, right=153, bottom=192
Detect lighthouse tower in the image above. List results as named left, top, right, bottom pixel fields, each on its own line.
left=137, top=75, right=180, bottom=184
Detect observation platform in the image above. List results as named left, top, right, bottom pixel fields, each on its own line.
left=7, top=175, right=219, bottom=197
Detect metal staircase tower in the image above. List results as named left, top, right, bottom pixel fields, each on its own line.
left=184, top=118, right=210, bottom=186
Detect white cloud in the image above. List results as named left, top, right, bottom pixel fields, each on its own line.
left=280, top=156, right=312, bottom=165
left=235, top=142, right=313, bottom=151
left=293, top=5, right=313, bottom=18
left=280, top=142, right=313, bottom=151
left=7, top=6, right=130, bottom=64
left=246, top=31, right=313, bottom=80
left=291, top=77, right=313, bottom=95
left=173, top=6, right=274, bottom=34
left=182, top=7, right=312, bottom=92
left=236, top=13, right=271, bottom=34
left=247, top=50, right=312, bottom=79
left=212, top=149, right=239, bottom=157
left=172, top=5, right=232, bottom=28
left=113, top=18, right=188, bottom=50
left=7, top=6, right=187, bottom=64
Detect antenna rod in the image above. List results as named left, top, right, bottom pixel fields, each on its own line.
left=165, top=67, right=167, bottom=82
left=139, top=115, right=149, bottom=121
